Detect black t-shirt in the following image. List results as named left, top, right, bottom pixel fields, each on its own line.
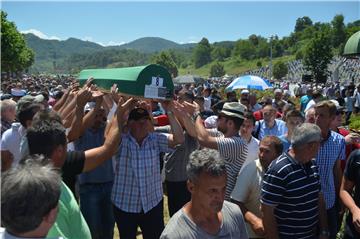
left=344, top=149, right=360, bottom=238
left=61, top=151, right=85, bottom=197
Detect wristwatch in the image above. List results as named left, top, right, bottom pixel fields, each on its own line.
left=319, top=229, right=330, bottom=237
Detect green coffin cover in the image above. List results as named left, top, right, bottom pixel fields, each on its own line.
left=78, top=64, right=174, bottom=99
left=343, top=31, right=360, bottom=57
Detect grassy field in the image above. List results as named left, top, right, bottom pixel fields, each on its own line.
left=178, top=55, right=295, bottom=77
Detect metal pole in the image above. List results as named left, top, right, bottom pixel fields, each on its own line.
left=269, top=36, right=273, bottom=80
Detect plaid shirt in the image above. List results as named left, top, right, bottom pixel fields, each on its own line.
left=316, top=130, right=345, bottom=209
left=111, top=132, right=170, bottom=213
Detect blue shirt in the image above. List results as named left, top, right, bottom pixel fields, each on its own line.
left=74, top=126, right=114, bottom=184
left=300, top=95, right=312, bottom=112
left=255, top=119, right=288, bottom=141
left=316, top=131, right=345, bottom=209
left=278, top=135, right=291, bottom=153
left=112, top=132, right=170, bottom=213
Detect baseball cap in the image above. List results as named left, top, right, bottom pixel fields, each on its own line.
left=128, top=108, right=150, bottom=121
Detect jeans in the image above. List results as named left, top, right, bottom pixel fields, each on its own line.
left=79, top=181, right=115, bottom=239
left=165, top=180, right=191, bottom=217
left=113, top=200, right=164, bottom=239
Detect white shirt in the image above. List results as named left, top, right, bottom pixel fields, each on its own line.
left=241, top=136, right=259, bottom=167
left=1, top=123, right=26, bottom=167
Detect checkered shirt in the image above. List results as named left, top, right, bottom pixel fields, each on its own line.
left=316, top=131, right=345, bottom=209
left=111, top=132, right=170, bottom=213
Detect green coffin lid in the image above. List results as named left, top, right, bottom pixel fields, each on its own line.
left=78, top=64, right=174, bottom=99
left=343, top=31, right=360, bottom=57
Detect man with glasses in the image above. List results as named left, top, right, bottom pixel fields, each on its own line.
left=261, top=123, right=329, bottom=238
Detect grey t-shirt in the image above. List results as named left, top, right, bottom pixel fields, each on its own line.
left=160, top=201, right=248, bottom=239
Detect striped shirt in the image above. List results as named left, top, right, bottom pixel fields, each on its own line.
left=261, top=153, right=321, bottom=239
left=111, top=132, right=170, bottom=213
left=209, top=129, right=248, bottom=200
left=316, top=131, right=345, bottom=209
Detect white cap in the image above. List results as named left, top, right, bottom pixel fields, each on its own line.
left=241, top=89, right=249, bottom=94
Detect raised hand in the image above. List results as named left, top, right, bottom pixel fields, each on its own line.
left=76, top=87, right=92, bottom=108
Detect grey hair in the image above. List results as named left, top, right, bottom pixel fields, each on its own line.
left=187, top=148, right=226, bottom=182
left=1, top=154, right=61, bottom=234
left=291, top=123, right=322, bottom=148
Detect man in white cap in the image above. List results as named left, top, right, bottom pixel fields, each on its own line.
left=180, top=101, right=248, bottom=200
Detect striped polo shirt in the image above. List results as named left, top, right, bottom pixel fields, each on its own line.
left=261, top=153, right=321, bottom=239
left=209, top=129, right=248, bottom=200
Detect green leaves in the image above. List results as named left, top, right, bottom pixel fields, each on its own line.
left=1, top=11, right=35, bottom=73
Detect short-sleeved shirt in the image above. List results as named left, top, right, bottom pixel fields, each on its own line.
left=112, top=132, right=171, bottom=213
left=160, top=201, right=248, bottom=239
left=0, top=123, right=26, bottom=166
left=209, top=129, right=248, bottom=200
left=261, top=153, right=321, bottom=238
left=344, top=149, right=360, bottom=238
left=156, top=126, right=199, bottom=182
left=316, top=131, right=345, bottom=209
left=47, top=181, right=91, bottom=239
left=61, top=151, right=85, bottom=195
left=242, top=136, right=259, bottom=167
left=231, top=159, right=264, bottom=238
left=74, top=127, right=114, bottom=184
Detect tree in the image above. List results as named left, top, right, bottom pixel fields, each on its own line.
left=1, top=11, right=34, bottom=74
left=233, top=40, right=256, bottom=60
left=152, top=51, right=178, bottom=77
left=295, top=16, right=313, bottom=32
left=193, top=37, right=212, bottom=68
left=273, top=61, right=288, bottom=80
left=211, top=46, right=229, bottom=61
left=331, top=14, right=346, bottom=48
left=209, top=61, right=225, bottom=77
left=303, top=30, right=333, bottom=83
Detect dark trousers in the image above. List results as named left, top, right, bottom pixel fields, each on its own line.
left=327, top=205, right=338, bottom=239
left=165, top=180, right=191, bottom=217
left=113, top=200, right=164, bottom=239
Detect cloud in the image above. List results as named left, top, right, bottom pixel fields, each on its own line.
left=95, top=41, right=126, bottom=46
left=21, top=29, right=61, bottom=40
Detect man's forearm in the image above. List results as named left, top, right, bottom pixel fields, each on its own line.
left=168, top=112, right=185, bottom=144
left=262, top=204, right=279, bottom=239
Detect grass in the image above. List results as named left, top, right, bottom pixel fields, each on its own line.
left=178, top=55, right=295, bottom=77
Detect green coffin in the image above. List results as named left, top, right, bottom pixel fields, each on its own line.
left=343, top=31, right=360, bottom=57
left=78, top=64, right=174, bottom=99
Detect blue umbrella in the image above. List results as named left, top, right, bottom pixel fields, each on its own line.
left=225, top=75, right=273, bottom=92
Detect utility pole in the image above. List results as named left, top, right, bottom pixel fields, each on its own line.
left=269, top=35, right=274, bottom=80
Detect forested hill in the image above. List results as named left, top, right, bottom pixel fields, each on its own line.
left=24, top=34, right=198, bottom=72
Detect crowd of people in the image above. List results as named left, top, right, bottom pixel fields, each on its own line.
left=1, top=73, right=360, bottom=239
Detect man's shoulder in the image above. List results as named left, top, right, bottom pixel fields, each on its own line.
left=161, top=209, right=195, bottom=239
left=267, top=154, right=292, bottom=174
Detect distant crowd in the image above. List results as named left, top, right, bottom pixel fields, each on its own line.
left=1, top=74, right=360, bottom=239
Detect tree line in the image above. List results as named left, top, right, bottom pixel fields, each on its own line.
left=1, top=10, right=359, bottom=81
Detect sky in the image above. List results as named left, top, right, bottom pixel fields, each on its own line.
left=2, top=0, right=359, bottom=46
